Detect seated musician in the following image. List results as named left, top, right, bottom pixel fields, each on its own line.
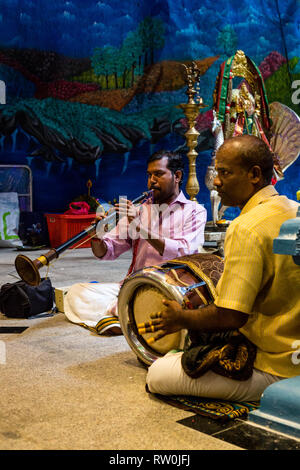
left=64, top=150, right=207, bottom=335
left=146, top=135, right=300, bottom=402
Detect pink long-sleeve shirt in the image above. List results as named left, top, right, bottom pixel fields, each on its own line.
left=98, top=191, right=207, bottom=273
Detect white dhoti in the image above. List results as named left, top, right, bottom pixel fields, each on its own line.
left=64, top=282, right=121, bottom=335
left=146, top=351, right=282, bottom=402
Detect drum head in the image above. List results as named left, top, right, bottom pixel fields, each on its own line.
left=118, top=269, right=186, bottom=365
left=132, top=284, right=183, bottom=355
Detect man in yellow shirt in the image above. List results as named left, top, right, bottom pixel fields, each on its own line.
left=146, top=134, right=300, bottom=402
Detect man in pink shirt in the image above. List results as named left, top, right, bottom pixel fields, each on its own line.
left=64, top=150, right=207, bottom=335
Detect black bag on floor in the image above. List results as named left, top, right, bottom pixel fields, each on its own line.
left=0, top=278, right=54, bottom=318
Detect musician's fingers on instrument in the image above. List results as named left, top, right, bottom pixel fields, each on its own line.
left=137, top=318, right=161, bottom=331
left=147, top=331, right=165, bottom=344
left=137, top=311, right=163, bottom=334
left=117, top=198, right=131, bottom=208
left=150, top=311, right=162, bottom=319
left=93, top=215, right=105, bottom=224
left=137, top=324, right=157, bottom=334
left=115, top=202, right=136, bottom=218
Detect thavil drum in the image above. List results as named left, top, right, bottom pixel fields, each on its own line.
left=118, top=253, right=224, bottom=366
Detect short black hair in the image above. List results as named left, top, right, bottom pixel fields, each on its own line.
left=147, top=150, right=184, bottom=186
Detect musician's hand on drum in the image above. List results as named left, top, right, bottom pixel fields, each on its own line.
left=137, top=299, right=184, bottom=343
left=160, top=299, right=185, bottom=332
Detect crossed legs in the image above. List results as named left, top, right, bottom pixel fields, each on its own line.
left=146, top=351, right=282, bottom=402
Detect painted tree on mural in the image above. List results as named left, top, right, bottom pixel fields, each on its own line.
left=91, top=46, right=119, bottom=89
left=91, top=16, right=165, bottom=89
left=258, top=0, right=298, bottom=84
left=137, top=16, right=165, bottom=66
left=216, top=24, right=238, bottom=57
left=120, top=31, right=143, bottom=87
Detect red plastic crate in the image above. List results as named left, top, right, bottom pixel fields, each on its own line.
left=45, top=213, right=96, bottom=249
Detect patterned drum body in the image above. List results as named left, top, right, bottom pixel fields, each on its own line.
left=118, top=253, right=224, bottom=365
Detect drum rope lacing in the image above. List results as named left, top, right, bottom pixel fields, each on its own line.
left=169, top=268, right=209, bottom=306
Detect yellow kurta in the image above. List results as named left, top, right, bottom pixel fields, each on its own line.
left=215, top=185, right=300, bottom=378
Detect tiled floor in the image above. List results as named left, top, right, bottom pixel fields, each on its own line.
left=178, top=414, right=300, bottom=450
left=0, top=326, right=29, bottom=333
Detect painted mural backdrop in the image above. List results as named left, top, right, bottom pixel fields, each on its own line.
left=0, top=0, right=299, bottom=219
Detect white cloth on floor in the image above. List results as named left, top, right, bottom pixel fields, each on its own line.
left=64, top=282, right=120, bottom=333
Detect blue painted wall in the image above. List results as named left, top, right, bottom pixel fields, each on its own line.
left=0, top=0, right=299, bottom=221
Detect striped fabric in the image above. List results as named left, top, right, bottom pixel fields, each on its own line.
left=79, top=315, right=121, bottom=335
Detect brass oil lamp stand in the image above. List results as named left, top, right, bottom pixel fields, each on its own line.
left=179, top=62, right=206, bottom=201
